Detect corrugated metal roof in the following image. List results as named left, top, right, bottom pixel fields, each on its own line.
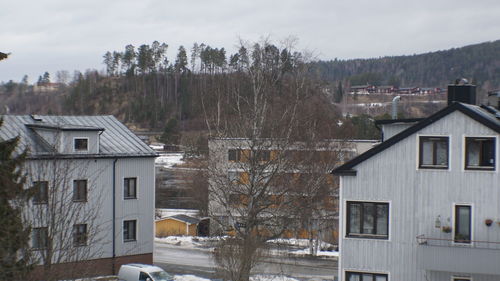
left=0, top=115, right=157, bottom=158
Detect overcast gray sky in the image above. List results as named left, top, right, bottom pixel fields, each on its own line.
left=1, top=0, right=499, bottom=83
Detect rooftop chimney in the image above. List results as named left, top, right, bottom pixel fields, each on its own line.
left=447, top=78, right=476, bottom=105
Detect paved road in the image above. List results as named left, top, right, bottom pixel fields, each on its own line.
left=154, top=243, right=338, bottom=280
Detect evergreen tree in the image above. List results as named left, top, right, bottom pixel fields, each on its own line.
left=160, top=118, right=180, bottom=144
left=0, top=119, right=34, bottom=279
left=333, top=81, right=343, bottom=103
left=174, top=46, right=188, bottom=73
left=42, top=72, right=50, bottom=83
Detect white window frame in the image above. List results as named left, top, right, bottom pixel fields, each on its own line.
left=33, top=180, right=49, bottom=204
left=451, top=276, right=472, bottom=281
left=416, top=134, right=451, bottom=171
left=32, top=226, right=48, bottom=250
left=72, top=179, right=88, bottom=202
left=343, top=269, right=390, bottom=281
left=73, top=137, right=89, bottom=152
left=73, top=223, right=88, bottom=247
left=123, top=177, right=138, bottom=200
left=123, top=219, right=138, bottom=243
left=462, top=135, right=497, bottom=172
left=452, top=203, right=474, bottom=246
left=343, top=199, right=392, bottom=241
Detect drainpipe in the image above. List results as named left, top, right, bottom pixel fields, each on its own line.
left=112, top=158, right=118, bottom=274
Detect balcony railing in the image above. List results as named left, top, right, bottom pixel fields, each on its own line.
left=416, top=234, right=500, bottom=250
left=416, top=234, right=500, bottom=275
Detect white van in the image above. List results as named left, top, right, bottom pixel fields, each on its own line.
left=118, top=264, right=174, bottom=281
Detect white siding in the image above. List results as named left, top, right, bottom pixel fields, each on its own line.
left=26, top=156, right=155, bottom=263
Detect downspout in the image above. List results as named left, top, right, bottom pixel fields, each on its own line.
left=112, top=158, right=118, bottom=274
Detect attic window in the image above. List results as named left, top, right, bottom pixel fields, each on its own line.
left=74, top=138, right=88, bottom=151
left=465, top=137, right=495, bottom=170
left=419, top=136, right=449, bottom=169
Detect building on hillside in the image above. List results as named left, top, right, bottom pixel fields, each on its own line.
left=332, top=84, right=500, bottom=281
left=33, top=82, right=63, bottom=93
left=208, top=138, right=377, bottom=243
left=0, top=115, right=157, bottom=279
left=375, top=85, right=397, bottom=94
left=349, top=85, right=376, bottom=95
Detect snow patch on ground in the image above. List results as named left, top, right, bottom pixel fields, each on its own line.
left=173, top=275, right=300, bottom=281
left=251, top=275, right=300, bottom=281
left=155, top=236, right=338, bottom=258
left=289, top=248, right=339, bottom=257
left=156, top=153, right=184, bottom=168
left=150, top=143, right=165, bottom=150
left=155, top=236, right=225, bottom=248
left=174, top=275, right=210, bottom=281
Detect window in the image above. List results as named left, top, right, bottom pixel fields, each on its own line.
left=228, top=149, right=241, bottom=162
left=257, top=150, right=271, bottom=162
left=346, top=271, right=388, bottom=281
left=347, top=201, right=389, bottom=239
left=73, top=180, right=87, bottom=202
left=124, top=177, right=137, bottom=199
left=452, top=277, right=471, bottom=281
left=74, top=138, right=88, bottom=151
left=465, top=137, right=495, bottom=170
left=454, top=205, right=471, bottom=243
left=32, top=227, right=48, bottom=249
left=33, top=181, right=48, bottom=204
left=139, top=272, right=150, bottom=281
left=419, top=136, right=449, bottom=169
left=73, top=224, right=87, bottom=246
left=123, top=220, right=137, bottom=242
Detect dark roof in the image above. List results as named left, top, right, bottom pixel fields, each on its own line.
left=0, top=115, right=157, bottom=158
left=332, top=102, right=500, bottom=176
left=165, top=214, right=200, bottom=225
left=26, top=122, right=104, bottom=131
left=375, top=118, right=424, bottom=125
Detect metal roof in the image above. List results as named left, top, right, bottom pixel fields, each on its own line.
left=161, top=214, right=200, bottom=225
left=0, top=115, right=157, bottom=158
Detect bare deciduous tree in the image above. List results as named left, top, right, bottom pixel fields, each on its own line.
left=23, top=158, right=108, bottom=280
left=204, top=38, right=340, bottom=281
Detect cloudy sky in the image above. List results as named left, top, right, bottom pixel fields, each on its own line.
left=1, top=0, right=499, bottom=83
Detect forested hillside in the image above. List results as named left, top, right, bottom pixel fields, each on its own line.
left=1, top=39, right=498, bottom=141
left=313, top=40, right=500, bottom=91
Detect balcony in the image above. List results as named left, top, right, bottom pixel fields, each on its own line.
left=416, top=235, right=500, bottom=275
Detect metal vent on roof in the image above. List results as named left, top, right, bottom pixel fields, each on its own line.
left=30, top=115, right=43, bottom=122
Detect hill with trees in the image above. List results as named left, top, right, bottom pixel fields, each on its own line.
left=313, top=39, right=500, bottom=94
left=0, top=39, right=498, bottom=141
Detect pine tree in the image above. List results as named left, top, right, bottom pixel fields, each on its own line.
left=0, top=119, right=34, bottom=280
left=174, top=46, right=188, bottom=73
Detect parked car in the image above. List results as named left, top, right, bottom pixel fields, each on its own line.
left=118, top=264, right=174, bottom=281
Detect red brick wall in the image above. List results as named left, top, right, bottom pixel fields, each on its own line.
left=27, top=253, right=153, bottom=280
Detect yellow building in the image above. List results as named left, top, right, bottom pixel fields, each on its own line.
left=155, top=215, right=199, bottom=237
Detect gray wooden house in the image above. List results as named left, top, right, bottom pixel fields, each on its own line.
left=333, top=85, right=500, bottom=281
